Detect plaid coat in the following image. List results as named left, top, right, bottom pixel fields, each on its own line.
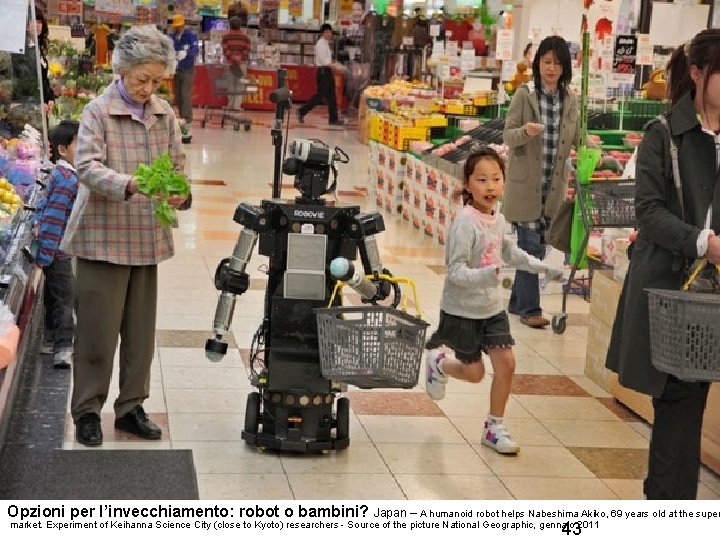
left=61, top=80, right=186, bottom=265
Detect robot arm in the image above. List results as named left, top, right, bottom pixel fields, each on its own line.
left=205, top=227, right=258, bottom=361
left=329, top=212, right=398, bottom=305
left=356, top=213, right=395, bottom=303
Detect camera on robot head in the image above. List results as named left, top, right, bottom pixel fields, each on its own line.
left=282, top=138, right=349, bottom=204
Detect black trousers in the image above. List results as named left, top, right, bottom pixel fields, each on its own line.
left=43, top=258, right=75, bottom=349
left=299, top=67, right=338, bottom=123
left=173, top=67, right=195, bottom=124
left=644, top=375, right=710, bottom=499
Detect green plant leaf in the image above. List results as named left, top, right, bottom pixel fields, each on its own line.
left=134, top=153, right=190, bottom=227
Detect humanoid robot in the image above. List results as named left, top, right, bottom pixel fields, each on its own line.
left=205, top=137, right=394, bottom=453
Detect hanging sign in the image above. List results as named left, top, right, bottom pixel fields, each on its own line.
left=612, top=34, right=637, bottom=75
left=95, top=0, right=134, bottom=16
left=48, top=0, right=84, bottom=15
left=636, top=34, right=653, bottom=66
left=501, top=60, right=517, bottom=82
left=495, top=29, right=513, bottom=62
left=0, top=0, right=27, bottom=54
left=339, top=0, right=354, bottom=16
left=71, top=23, right=86, bottom=37
left=289, top=0, right=303, bottom=16
left=460, top=49, right=476, bottom=76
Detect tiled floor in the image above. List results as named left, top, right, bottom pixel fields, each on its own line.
left=57, top=109, right=720, bottom=500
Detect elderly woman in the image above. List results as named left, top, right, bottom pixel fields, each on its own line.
left=63, top=26, right=190, bottom=446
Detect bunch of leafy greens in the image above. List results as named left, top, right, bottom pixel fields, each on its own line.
left=134, top=153, right=190, bottom=226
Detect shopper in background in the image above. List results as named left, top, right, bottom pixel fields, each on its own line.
left=35, top=120, right=80, bottom=369
left=222, top=16, right=251, bottom=68
left=63, top=26, right=190, bottom=447
left=12, top=7, right=54, bottom=111
left=227, top=1, right=249, bottom=26
left=297, top=23, right=346, bottom=126
left=607, top=29, right=720, bottom=499
left=170, top=14, right=199, bottom=136
left=85, top=23, right=97, bottom=57
left=424, top=148, right=564, bottom=455
left=502, top=35, right=578, bottom=329
left=221, top=16, right=252, bottom=111
left=522, top=42, right=533, bottom=65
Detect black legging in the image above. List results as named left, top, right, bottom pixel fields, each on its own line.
left=299, top=67, right=338, bottom=123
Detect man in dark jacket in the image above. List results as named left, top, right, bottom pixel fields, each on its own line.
left=171, top=14, right=199, bottom=136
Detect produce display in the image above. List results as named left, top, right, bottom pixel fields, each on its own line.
left=622, top=132, right=643, bottom=147
left=0, top=178, right=24, bottom=216
left=0, top=136, right=40, bottom=204
left=134, top=153, right=190, bottom=227
left=570, top=131, right=641, bottom=180
left=363, top=81, right=498, bottom=115
left=0, top=132, right=41, bottom=276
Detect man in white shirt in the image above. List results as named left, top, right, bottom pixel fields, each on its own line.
left=297, top=24, right=346, bottom=126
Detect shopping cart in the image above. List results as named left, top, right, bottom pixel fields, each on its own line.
left=344, top=62, right=371, bottom=115
left=201, top=64, right=258, bottom=132
left=552, top=179, right=636, bottom=334
left=315, top=275, right=429, bottom=389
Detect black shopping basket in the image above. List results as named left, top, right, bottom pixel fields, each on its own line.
left=316, top=305, right=429, bottom=389
left=586, top=180, right=636, bottom=227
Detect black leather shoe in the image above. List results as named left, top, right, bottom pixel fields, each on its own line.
left=114, top=405, right=162, bottom=439
left=75, top=413, right=103, bottom=446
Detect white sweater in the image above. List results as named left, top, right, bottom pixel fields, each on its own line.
left=440, top=205, right=551, bottom=319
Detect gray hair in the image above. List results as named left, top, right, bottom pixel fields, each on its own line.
left=111, top=25, right=176, bottom=75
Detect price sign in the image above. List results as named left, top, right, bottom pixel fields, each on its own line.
left=95, top=0, right=134, bottom=16
left=636, top=34, right=653, bottom=66
left=495, top=29, right=513, bottom=62
left=613, top=34, right=637, bottom=75
left=501, top=60, right=517, bottom=82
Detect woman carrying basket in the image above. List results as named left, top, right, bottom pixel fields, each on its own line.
left=606, top=29, right=720, bottom=500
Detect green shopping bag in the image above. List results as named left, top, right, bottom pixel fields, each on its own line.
left=569, top=146, right=601, bottom=267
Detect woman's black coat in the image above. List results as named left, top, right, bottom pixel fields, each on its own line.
left=606, top=92, right=720, bottom=397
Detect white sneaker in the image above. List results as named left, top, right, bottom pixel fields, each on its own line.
left=425, top=351, right=447, bottom=400
left=40, top=341, right=54, bottom=355
left=53, top=348, right=72, bottom=369
left=482, top=421, right=520, bottom=454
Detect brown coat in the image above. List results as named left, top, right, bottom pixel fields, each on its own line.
left=501, top=83, right=580, bottom=223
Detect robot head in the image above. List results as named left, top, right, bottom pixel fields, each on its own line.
left=282, top=139, right=348, bottom=204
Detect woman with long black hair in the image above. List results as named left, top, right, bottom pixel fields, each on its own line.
left=607, top=29, right=720, bottom=500
left=12, top=7, right=55, bottom=110
left=502, top=36, right=579, bottom=329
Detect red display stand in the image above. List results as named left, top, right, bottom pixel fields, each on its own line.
left=192, top=64, right=347, bottom=112
left=242, top=68, right=279, bottom=111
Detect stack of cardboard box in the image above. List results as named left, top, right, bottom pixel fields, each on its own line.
left=369, top=140, right=464, bottom=247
